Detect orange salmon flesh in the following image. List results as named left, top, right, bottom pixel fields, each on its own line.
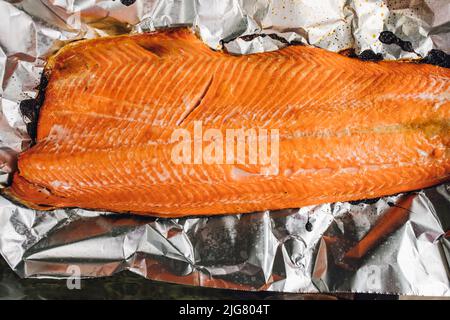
left=4, top=28, right=450, bottom=217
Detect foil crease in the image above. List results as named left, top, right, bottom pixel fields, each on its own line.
left=0, top=0, right=449, bottom=296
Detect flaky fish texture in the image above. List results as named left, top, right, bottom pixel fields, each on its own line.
left=4, top=28, right=450, bottom=217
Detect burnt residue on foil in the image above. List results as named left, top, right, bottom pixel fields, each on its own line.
left=305, top=217, right=313, bottom=232
left=344, top=49, right=383, bottom=62
left=119, top=0, right=137, bottom=6
left=237, top=33, right=303, bottom=46
left=347, top=33, right=450, bottom=68
left=19, top=73, right=48, bottom=144
left=420, top=50, right=450, bottom=69
left=230, top=33, right=391, bottom=64
left=378, top=31, right=449, bottom=68
left=221, top=32, right=304, bottom=54
left=379, top=31, right=415, bottom=54
left=357, top=50, right=384, bottom=62
left=349, top=197, right=382, bottom=206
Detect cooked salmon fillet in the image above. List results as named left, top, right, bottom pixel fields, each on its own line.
left=4, top=28, right=450, bottom=217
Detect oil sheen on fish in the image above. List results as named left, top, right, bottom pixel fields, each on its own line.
left=4, top=28, right=450, bottom=217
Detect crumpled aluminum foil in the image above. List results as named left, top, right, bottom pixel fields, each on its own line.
left=0, top=0, right=449, bottom=296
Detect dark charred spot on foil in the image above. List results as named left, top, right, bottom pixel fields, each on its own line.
left=305, top=218, right=313, bottom=232
left=379, top=31, right=415, bottom=53
left=36, top=203, right=55, bottom=208
left=349, top=197, right=381, bottom=205
left=379, top=31, right=398, bottom=44
left=238, top=33, right=302, bottom=46
left=399, top=41, right=414, bottom=53
left=19, top=99, right=39, bottom=142
left=420, top=49, right=450, bottom=68
left=239, top=34, right=261, bottom=42
left=357, top=50, right=383, bottom=62
left=119, top=0, right=136, bottom=6
left=344, top=49, right=384, bottom=63
left=267, top=34, right=290, bottom=45
left=19, top=72, right=48, bottom=144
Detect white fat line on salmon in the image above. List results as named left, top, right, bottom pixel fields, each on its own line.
left=170, top=121, right=279, bottom=175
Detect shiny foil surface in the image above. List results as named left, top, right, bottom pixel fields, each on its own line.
left=0, top=0, right=449, bottom=296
